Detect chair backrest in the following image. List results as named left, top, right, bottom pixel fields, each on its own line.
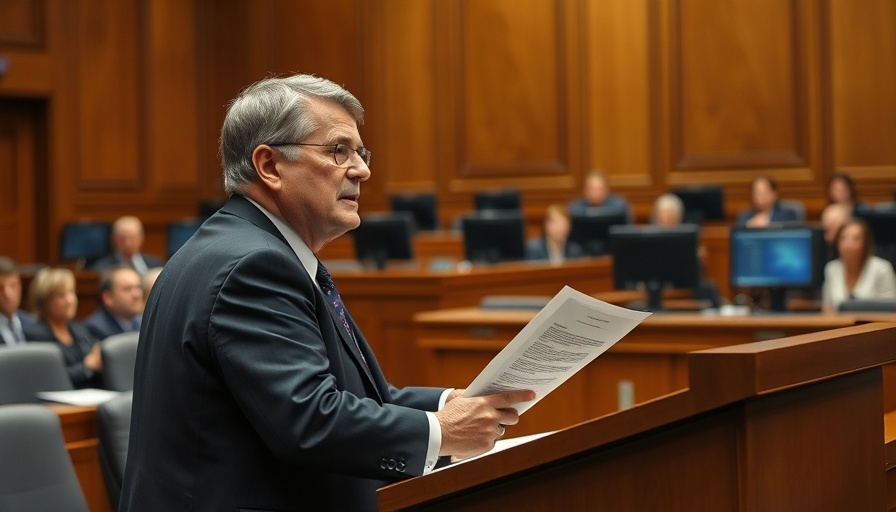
left=0, top=404, right=89, bottom=512
left=100, top=332, right=140, bottom=392
left=0, top=343, right=73, bottom=405
left=838, top=299, right=896, bottom=312
left=96, top=391, right=133, bottom=511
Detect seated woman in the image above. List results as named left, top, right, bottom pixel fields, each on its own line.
left=653, top=193, right=685, bottom=227
left=735, top=176, right=799, bottom=227
left=826, top=171, right=867, bottom=216
left=24, top=267, right=104, bottom=388
left=526, top=204, right=580, bottom=263
left=822, top=218, right=896, bottom=313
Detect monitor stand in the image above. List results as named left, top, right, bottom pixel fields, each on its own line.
left=767, top=287, right=788, bottom=313
left=646, top=282, right=664, bottom=312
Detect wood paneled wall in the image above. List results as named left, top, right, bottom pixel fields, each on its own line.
left=0, top=0, right=894, bottom=264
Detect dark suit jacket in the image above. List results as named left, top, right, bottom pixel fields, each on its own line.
left=1, top=310, right=36, bottom=346
left=734, top=203, right=800, bottom=226
left=82, top=306, right=137, bottom=341
left=23, top=320, right=102, bottom=388
left=120, top=195, right=444, bottom=512
left=525, top=236, right=584, bottom=261
left=90, top=252, right=163, bottom=273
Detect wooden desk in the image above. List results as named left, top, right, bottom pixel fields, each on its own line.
left=49, top=404, right=111, bottom=512
left=413, top=306, right=883, bottom=435
left=331, top=258, right=613, bottom=386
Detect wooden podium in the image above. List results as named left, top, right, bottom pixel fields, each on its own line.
left=378, top=323, right=896, bottom=511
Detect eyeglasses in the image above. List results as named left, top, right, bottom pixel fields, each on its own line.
left=266, top=142, right=371, bottom=167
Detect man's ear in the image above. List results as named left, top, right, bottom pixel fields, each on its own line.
left=251, top=145, right=283, bottom=191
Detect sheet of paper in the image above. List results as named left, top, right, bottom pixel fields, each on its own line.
left=433, top=431, right=556, bottom=472
left=37, top=388, right=121, bottom=406
left=465, top=285, right=651, bottom=414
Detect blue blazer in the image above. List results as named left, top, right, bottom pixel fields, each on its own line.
left=734, top=203, right=800, bottom=226
left=120, top=195, right=444, bottom=512
left=82, top=306, right=137, bottom=341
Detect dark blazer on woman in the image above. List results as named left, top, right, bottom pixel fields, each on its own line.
left=120, top=195, right=444, bottom=512
left=24, top=320, right=102, bottom=388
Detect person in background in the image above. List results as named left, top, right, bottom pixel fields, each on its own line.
left=826, top=171, right=866, bottom=215
left=24, top=267, right=103, bottom=388
left=90, top=216, right=163, bottom=277
left=120, top=74, right=532, bottom=511
left=82, top=265, right=144, bottom=341
left=568, top=170, right=633, bottom=223
left=653, top=193, right=685, bottom=227
left=526, top=204, right=579, bottom=263
left=820, top=203, right=851, bottom=261
left=822, top=218, right=896, bottom=313
left=734, top=176, right=799, bottom=228
left=0, top=256, right=36, bottom=346
left=141, top=266, right=163, bottom=305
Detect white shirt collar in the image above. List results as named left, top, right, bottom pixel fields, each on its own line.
left=243, top=197, right=319, bottom=284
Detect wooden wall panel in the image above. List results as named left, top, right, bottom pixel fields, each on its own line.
left=671, top=0, right=808, bottom=171
left=0, top=100, right=38, bottom=261
left=73, top=0, right=142, bottom=188
left=144, top=0, right=200, bottom=193
left=375, top=0, right=439, bottom=194
left=0, top=0, right=44, bottom=47
left=826, top=0, right=896, bottom=184
left=444, top=0, right=577, bottom=194
left=584, top=0, right=653, bottom=190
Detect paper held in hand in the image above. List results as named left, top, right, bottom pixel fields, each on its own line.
left=464, top=285, right=651, bottom=414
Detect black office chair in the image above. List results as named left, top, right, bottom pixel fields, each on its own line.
left=100, top=331, right=140, bottom=391
left=0, top=404, right=89, bottom=511
left=837, top=299, right=896, bottom=312
left=0, top=343, right=73, bottom=405
left=97, top=391, right=133, bottom=511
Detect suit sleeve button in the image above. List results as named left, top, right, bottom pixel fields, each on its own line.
left=387, top=459, right=397, bottom=470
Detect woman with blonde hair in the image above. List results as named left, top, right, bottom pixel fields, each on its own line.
left=24, top=267, right=103, bottom=388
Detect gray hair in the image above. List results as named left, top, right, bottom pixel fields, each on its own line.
left=220, top=74, right=365, bottom=194
left=654, top=193, right=684, bottom=222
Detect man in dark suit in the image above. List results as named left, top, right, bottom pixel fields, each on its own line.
left=0, top=256, right=36, bottom=346
left=120, top=74, right=532, bottom=512
left=82, top=265, right=144, bottom=341
left=90, top=216, right=163, bottom=277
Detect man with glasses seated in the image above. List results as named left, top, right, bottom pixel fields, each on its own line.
left=120, top=74, right=532, bottom=512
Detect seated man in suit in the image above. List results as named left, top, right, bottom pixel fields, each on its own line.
left=0, top=256, right=36, bottom=346
left=90, top=216, right=163, bottom=277
left=568, top=170, right=633, bottom=223
left=735, top=176, right=800, bottom=227
left=120, top=74, right=533, bottom=512
left=82, top=266, right=144, bottom=341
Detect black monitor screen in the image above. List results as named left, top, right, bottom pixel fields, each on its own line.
left=474, top=190, right=521, bottom=212
left=609, top=225, right=700, bottom=311
left=461, top=212, right=527, bottom=264
left=60, top=222, right=111, bottom=264
left=853, top=208, right=896, bottom=267
left=730, top=226, right=824, bottom=311
left=671, top=185, right=725, bottom=224
left=167, top=220, right=203, bottom=258
left=390, top=194, right=438, bottom=231
left=350, top=213, right=415, bottom=269
left=567, top=209, right=628, bottom=257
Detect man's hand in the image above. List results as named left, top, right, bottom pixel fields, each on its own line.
left=435, top=389, right=536, bottom=460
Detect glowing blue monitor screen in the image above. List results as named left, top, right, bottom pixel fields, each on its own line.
left=730, top=228, right=815, bottom=288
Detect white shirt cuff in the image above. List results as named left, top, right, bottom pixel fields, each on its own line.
left=422, top=388, right=455, bottom=473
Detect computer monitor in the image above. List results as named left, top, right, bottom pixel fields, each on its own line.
left=60, top=222, right=111, bottom=268
left=671, top=185, right=725, bottom=224
left=853, top=207, right=896, bottom=269
left=609, top=225, right=701, bottom=311
left=166, top=219, right=204, bottom=259
left=567, top=209, right=629, bottom=257
left=461, top=212, right=527, bottom=264
left=473, top=189, right=521, bottom=212
left=350, top=213, right=415, bottom=270
left=390, top=193, right=439, bottom=231
left=729, top=226, right=825, bottom=312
